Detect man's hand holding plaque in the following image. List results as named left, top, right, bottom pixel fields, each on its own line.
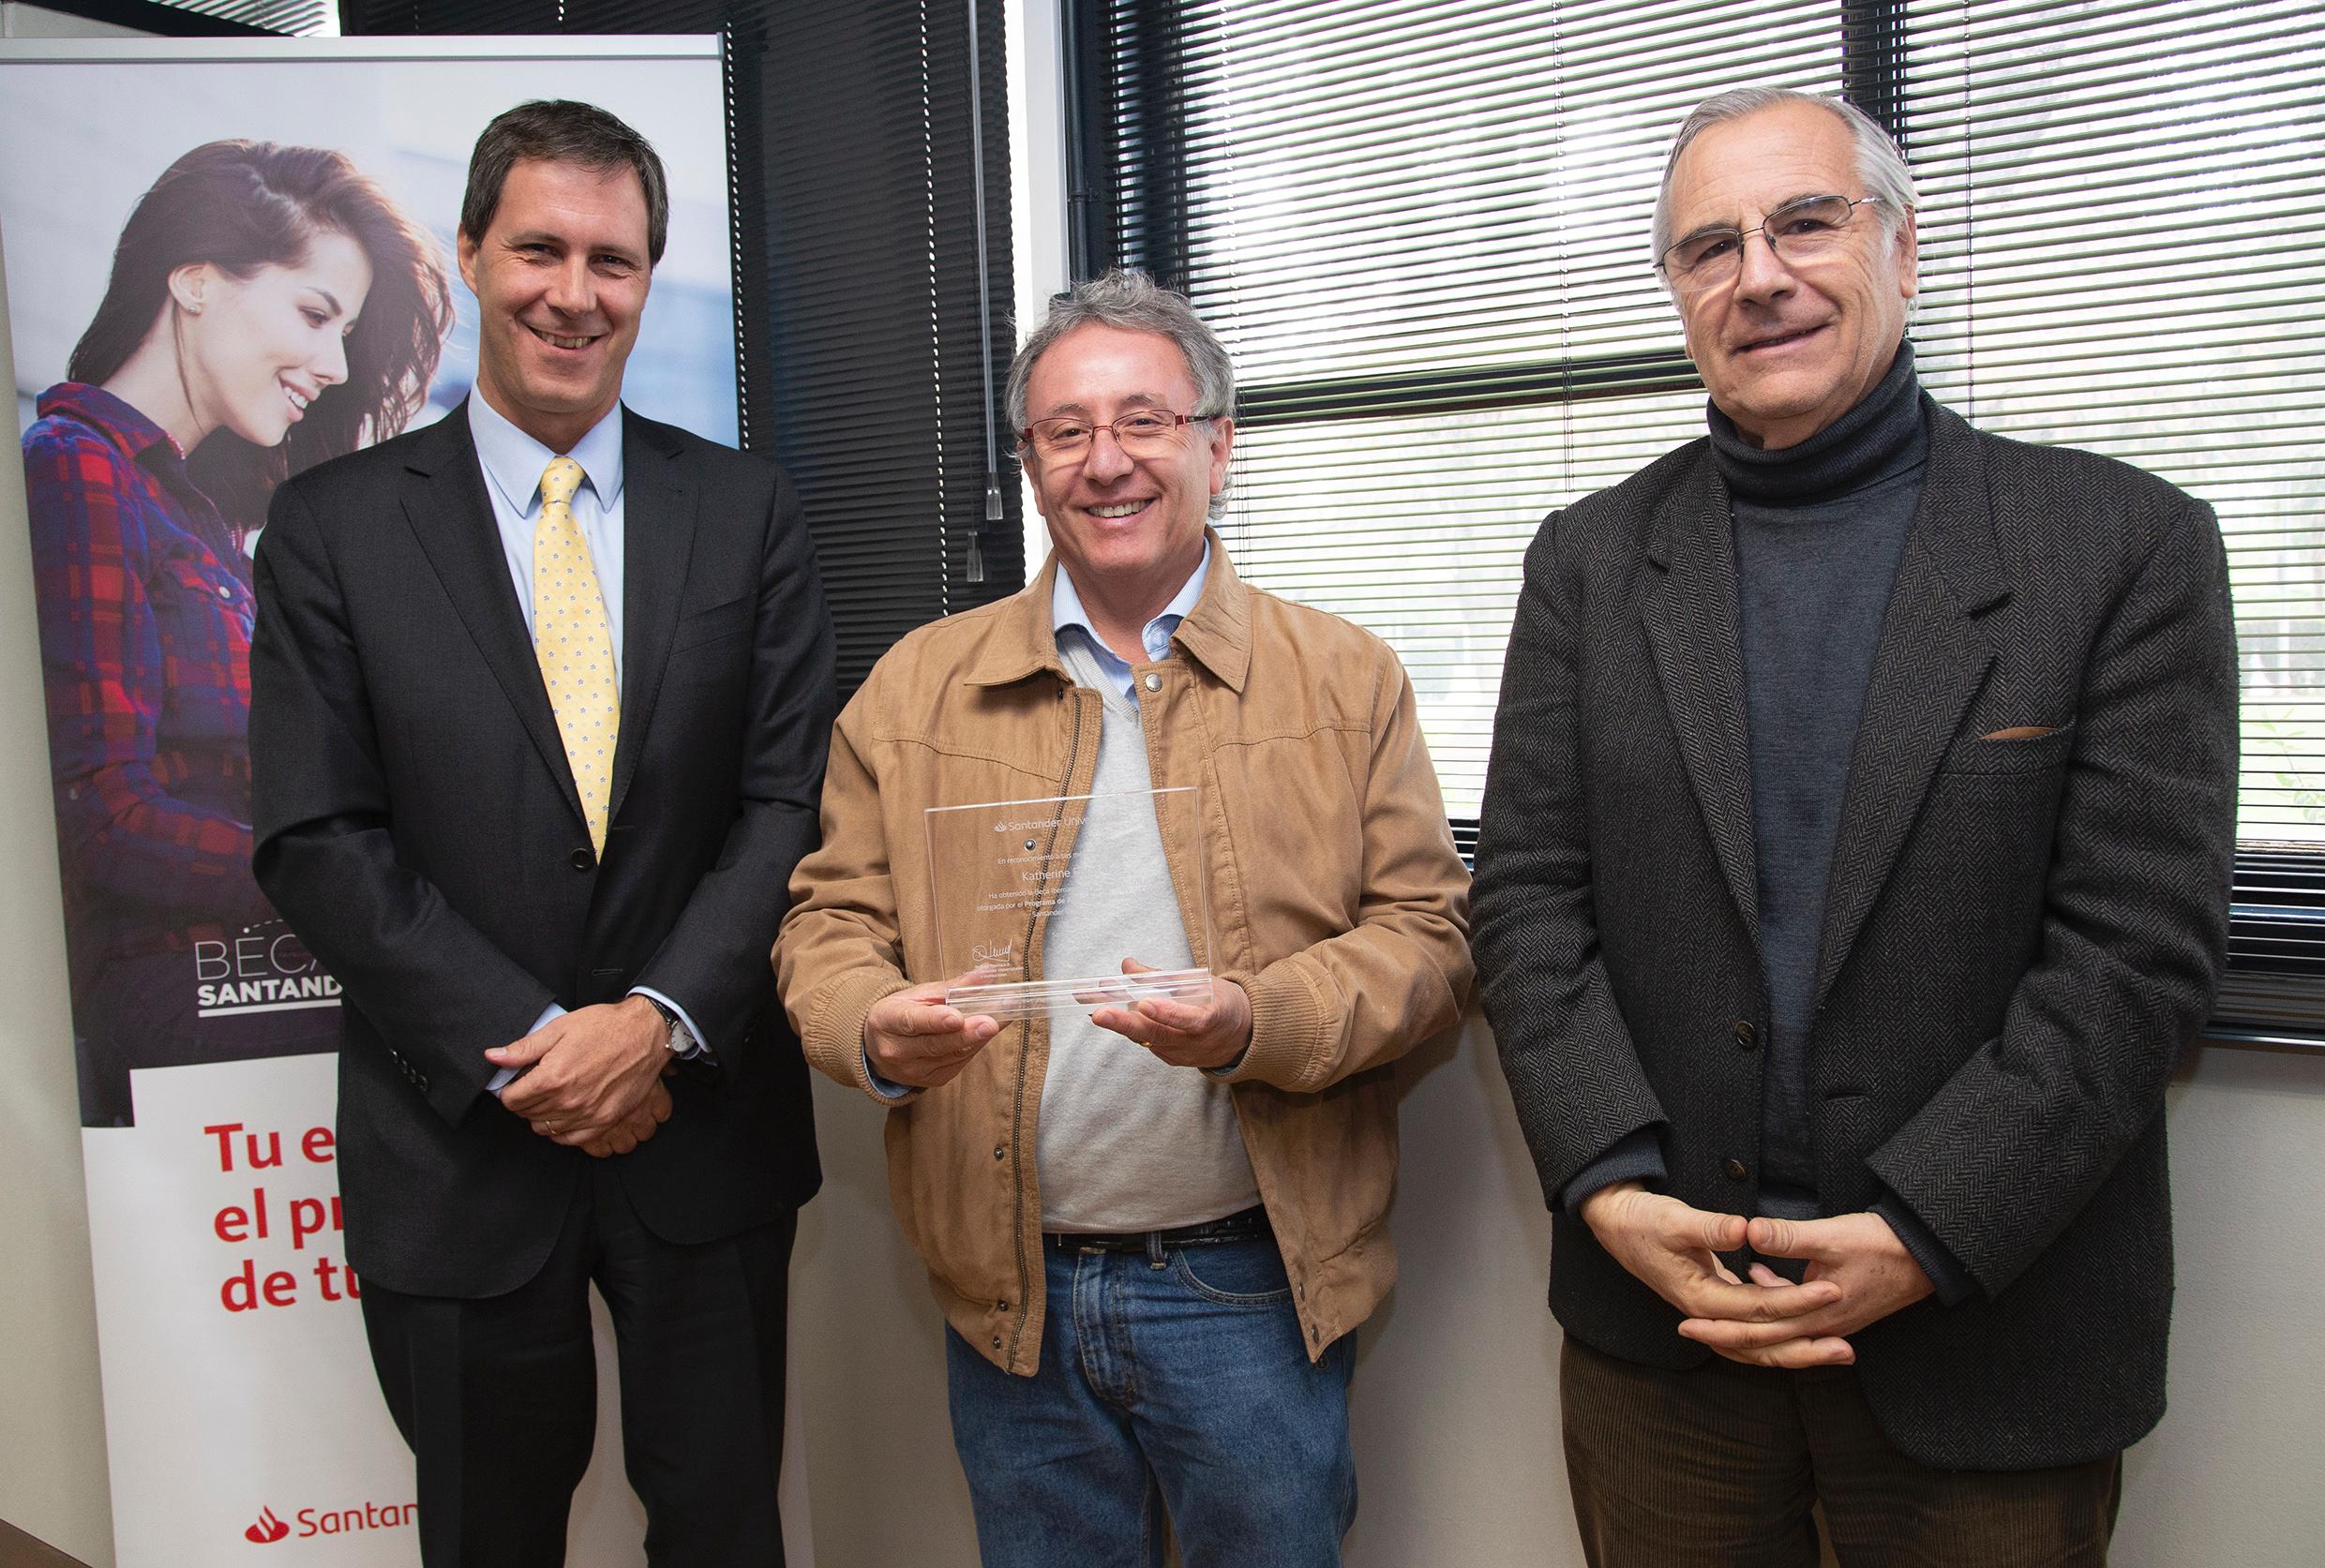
left=863, top=969, right=1003, bottom=1089
left=1084, top=958, right=1252, bottom=1071
left=926, top=786, right=1217, bottom=1023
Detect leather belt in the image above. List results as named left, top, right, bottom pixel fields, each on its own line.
left=1045, top=1203, right=1270, bottom=1254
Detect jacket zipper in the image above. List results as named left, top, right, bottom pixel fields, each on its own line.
left=1007, top=684, right=1088, bottom=1366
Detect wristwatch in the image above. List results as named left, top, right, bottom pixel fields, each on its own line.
left=642, top=995, right=695, bottom=1057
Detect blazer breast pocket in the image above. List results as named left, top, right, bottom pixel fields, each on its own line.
left=670, top=595, right=753, bottom=654
left=1938, top=719, right=2077, bottom=776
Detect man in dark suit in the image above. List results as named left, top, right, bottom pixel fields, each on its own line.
left=1473, top=88, right=2236, bottom=1565
left=249, top=100, right=833, bottom=1566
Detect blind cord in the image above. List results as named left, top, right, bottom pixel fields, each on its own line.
left=967, top=0, right=999, bottom=585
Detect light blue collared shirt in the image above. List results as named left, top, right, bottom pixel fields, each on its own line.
left=1051, top=542, right=1210, bottom=697
left=465, top=394, right=706, bottom=1090
left=468, top=392, right=629, bottom=679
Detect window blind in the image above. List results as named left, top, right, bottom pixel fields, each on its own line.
left=1082, top=0, right=1847, bottom=815
left=1080, top=0, right=2325, bottom=1038
left=345, top=0, right=1025, bottom=694
left=23, top=0, right=315, bottom=35
left=1898, top=0, right=2325, bottom=1038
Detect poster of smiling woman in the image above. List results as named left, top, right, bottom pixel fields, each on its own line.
left=0, top=36, right=771, bottom=1567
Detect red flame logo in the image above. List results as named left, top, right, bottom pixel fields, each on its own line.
left=245, top=1507, right=290, bottom=1544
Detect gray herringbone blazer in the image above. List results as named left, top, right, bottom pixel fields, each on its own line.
left=1473, top=397, right=2237, bottom=1470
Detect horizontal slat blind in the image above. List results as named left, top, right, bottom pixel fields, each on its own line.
left=1899, top=0, right=2325, bottom=1033
left=1114, top=0, right=1842, bottom=816
left=1903, top=0, right=2325, bottom=850
left=348, top=0, right=1026, bottom=694
left=1092, top=0, right=2323, bottom=1032
left=28, top=0, right=317, bottom=33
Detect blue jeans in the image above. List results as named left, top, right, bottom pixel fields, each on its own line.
left=945, top=1232, right=1358, bottom=1568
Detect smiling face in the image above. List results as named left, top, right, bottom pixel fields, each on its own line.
left=1022, top=322, right=1231, bottom=616
left=1665, top=100, right=1917, bottom=448
left=457, top=157, right=652, bottom=452
left=174, top=229, right=371, bottom=450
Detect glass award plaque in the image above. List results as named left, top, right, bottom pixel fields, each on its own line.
left=925, top=785, right=1215, bottom=1022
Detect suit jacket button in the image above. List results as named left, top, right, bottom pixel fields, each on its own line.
left=570, top=847, right=594, bottom=873
left=1724, top=1157, right=1748, bottom=1182
left=1733, top=1020, right=1757, bottom=1050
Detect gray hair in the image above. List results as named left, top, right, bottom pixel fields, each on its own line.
left=1006, top=269, right=1237, bottom=519
left=1649, top=88, right=1918, bottom=268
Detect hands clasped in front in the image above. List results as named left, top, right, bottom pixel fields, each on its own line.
left=488, top=995, right=675, bottom=1158
left=865, top=957, right=1254, bottom=1088
left=1580, top=1181, right=1933, bottom=1369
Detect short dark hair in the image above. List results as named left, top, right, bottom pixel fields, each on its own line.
left=460, top=99, right=669, bottom=264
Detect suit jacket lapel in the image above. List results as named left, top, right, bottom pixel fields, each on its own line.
left=1641, top=451, right=1762, bottom=948
left=607, top=412, right=698, bottom=829
left=399, top=405, right=586, bottom=829
left=1810, top=403, right=2011, bottom=1012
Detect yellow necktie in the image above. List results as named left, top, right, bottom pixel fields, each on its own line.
left=532, top=455, right=619, bottom=854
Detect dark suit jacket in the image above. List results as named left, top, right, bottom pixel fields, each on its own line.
left=1473, top=397, right=2237, bottom=1469
left=249, top=403, right=835, bottom=1300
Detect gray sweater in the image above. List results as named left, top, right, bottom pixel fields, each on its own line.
left=1035, top=635, right=1258, bottom=1231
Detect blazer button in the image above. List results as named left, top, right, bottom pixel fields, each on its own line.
left=1733, top=1020, right=1758, bottom=1050
left=570, top=847, right=594, bottom=873
left=1724, top=1157, right=1748, bottom=1182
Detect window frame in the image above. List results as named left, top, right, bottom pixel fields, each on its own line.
left=1066, top=0, right=2322, bottom=1047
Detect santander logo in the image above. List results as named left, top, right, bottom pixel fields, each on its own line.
left=243, top=1497, right=416, bottom=1542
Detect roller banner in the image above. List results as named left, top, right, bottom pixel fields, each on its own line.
left=0, top=37, right=804, bottom=1565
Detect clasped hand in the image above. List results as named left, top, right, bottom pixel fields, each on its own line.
left=1579, top=1182, right=1933, bottom=1369
left=489, top=995, right=674, bottom=1157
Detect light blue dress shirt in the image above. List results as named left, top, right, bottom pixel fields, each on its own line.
left=464, top=395, right=706, bottom=1089
left=1051, top=542, right=1210, bottom=699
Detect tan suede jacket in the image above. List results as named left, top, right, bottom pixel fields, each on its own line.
left=777, top=539, right=1472, bottom=1375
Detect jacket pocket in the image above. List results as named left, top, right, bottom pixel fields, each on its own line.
left=1938, top=719, right=2076, bottom=775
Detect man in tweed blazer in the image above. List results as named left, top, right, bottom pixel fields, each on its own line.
left=1472, top=89, right=2236, bottom=1564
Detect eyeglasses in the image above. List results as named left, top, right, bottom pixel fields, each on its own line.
left=1658, top=195, right=1885, bottom=291
left=1017, top=409, right=1211, bottom=463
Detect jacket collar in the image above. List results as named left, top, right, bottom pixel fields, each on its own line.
left=965, top=526, right=1252, bottom=694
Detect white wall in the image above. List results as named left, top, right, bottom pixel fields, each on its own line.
left=5, top=7, right=2322, bottom=1566
left=791, top=1011, right=2325, bottom=1568
left=756, top=5, right=2325, bottom=1562
left=0, top=19, right=123, bottom=1567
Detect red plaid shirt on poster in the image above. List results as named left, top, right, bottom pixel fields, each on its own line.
left=23, top=381, right=273, bottom=957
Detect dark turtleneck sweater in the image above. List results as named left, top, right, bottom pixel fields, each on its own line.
left=1718, top=343, right=1926, bottom=1202
left=1563, top=344, right=1971, bottom=1304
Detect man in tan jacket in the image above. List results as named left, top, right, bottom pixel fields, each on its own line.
left=778, top=269, right=1469, bottom=1565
